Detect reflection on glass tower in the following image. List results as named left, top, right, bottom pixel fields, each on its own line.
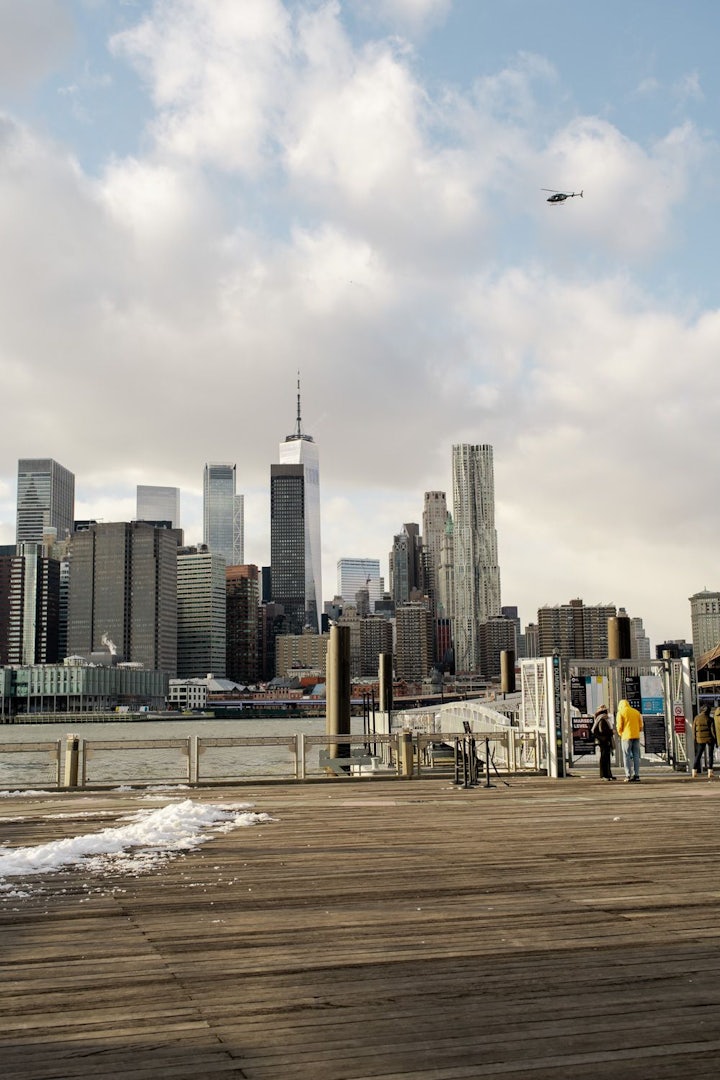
left=16, top=458, right=75, bottom=545
left=203, top=463, right=243, bottom=568
left=271, top=377, right=322, bottom=634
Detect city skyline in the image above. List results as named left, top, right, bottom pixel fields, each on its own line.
left=4, top=443, right=667, bottom=658
left=2, top=2, right=720, bottom=646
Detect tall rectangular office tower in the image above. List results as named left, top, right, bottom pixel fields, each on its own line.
left=0, top=545, right=60, bottom=665
left=16, top=458, right=75, bottom=545
left=273, top=381, right=322, bottom=633
left=177, top=546, right=227, bottom=678
left=203, top=463, right=243, bottom=567
left=137, top=485, right=180, bottom=527
left=67, top=522, right=178, bottom=676
left=452, top=444, right=502, bottom=674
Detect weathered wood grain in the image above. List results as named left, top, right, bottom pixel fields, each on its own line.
left=1, top=775, right=720, bottom=1079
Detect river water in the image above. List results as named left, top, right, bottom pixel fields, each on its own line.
left=0, top=716, right=372, bottom=789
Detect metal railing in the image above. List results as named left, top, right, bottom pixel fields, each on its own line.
left=0, top=729, right=543, bottom=790
left=0, top=740, right=62, bottom=788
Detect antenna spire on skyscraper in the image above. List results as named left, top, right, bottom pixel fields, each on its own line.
left=296, top=370, right=303, bottom=438
left=286, top=370, right=313, bottom=443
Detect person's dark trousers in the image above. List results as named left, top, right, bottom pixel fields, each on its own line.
left=693, top=742, right=708, bottom=773
left=599, top=742, right=614, bottom=779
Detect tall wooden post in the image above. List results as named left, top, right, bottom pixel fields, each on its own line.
left=608, top=616, right=632, bottom=659
left=326, top=625, right=351, bottom=764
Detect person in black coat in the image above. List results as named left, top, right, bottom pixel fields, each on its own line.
left=592, top=705, right=616, bottom=781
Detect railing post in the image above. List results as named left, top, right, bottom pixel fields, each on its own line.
left=189, top=735, right=199, bottom=784
left=297, top=732, right=305, bottom=781
left=398, top=731, right=413, bottom=778
left=63, top=734, right=80, bottom=788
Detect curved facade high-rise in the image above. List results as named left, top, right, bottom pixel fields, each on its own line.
left=452, top=444, right=502, bottom=674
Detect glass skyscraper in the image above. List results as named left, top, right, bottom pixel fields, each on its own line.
left=137, top=485, right=180, bottom=527
left=452, top=444, right=502, bottom=674
left=271, top=382, right=322, bottom=634
left=337, top=558, right=382, bottom=610
left=16, top=458, right=75, bottom=545
left=203, top=463, right=243, bottom=568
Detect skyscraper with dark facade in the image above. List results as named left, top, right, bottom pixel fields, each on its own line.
left=226, top=564, right=260, bottom=684
left=16, top=458, right=75, bottom=545
left=0, top=544, right=60, bottom=665
left=271, top=381, right=323, bottom=634
left=67, top=522, right=177, bottom=675
left=396, top=601, right=433, bottom=682
left=270, top=463, right=306, bottom=635
left=389, top=524, right=422, bottom=606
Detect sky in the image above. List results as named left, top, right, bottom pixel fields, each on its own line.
left=1, top=0, right=720, bottom=649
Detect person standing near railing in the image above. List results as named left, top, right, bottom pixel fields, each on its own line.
left=592, top=705, right=616, bottom=781
left=691, top=705, right=714, bottom=779
left=616, top=699, right=643, bottom=783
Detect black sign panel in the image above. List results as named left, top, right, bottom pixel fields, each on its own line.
left=570, top=676, right=587, bottom=714
left=643, top=715, right=667, bottom=755
left=622, top=675, right=642, bottom=712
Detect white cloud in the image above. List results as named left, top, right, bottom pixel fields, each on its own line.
left=351, top=0, right=453, bottom=35
left=110, top=0, right=292, bottom=173
left=535, top=117, right=701, bottom=256
left=0, top=0, right=74, bottom=92
left=672, top=71, right=704, bottom=106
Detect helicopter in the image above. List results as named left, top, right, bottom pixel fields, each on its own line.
left=542, top=189, right=583, bottom=203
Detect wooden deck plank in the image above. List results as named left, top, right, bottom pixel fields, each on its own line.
left=2, top=776, right=720, bottom=1079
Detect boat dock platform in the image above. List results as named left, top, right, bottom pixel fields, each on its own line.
left=2, top=773, right=720, bottom=1079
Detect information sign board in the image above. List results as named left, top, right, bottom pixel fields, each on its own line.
left=643, top=714, right=667, bottom=754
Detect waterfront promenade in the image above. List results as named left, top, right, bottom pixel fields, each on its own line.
left=2, top=774, right=720, bottom=1079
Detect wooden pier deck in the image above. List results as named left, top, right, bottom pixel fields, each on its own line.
left=2, top=774, right=720, bottom=1079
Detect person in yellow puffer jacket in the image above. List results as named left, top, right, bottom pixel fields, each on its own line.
left=616, top=699, right=643, bottom=783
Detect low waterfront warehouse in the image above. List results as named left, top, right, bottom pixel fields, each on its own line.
left=0, top=659, right=168, bottom=719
